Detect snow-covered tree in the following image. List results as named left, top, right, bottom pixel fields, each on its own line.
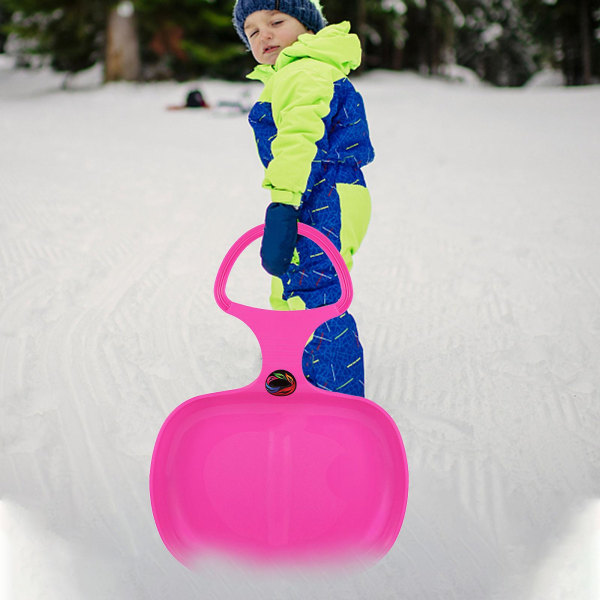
left=3, top=0, right=107, bottom=76
left=522, top=0, right=600, bottom=84
left=3, top=0, right=598, bottom=85
left=453, top=0, right=538, bottom=85
left=2, top=0, right=247, bottom=81
left=400, top=0, right=465, bottom=75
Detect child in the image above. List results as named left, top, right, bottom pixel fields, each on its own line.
left=233, top=0, right=374, bottom=397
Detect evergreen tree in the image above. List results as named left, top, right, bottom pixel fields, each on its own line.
left=0, top=4, right=12, bottom=53
left=3, top=0, right=598, bottom=85
left=522, top=0, right=600, bottom=84
left=453, top=0, right=537, bottom=85
left=136, top=0, right=250, bottom=80
left=362, top=0, right=408, bottom=70
left=2, top=0, right=249, bottom=80
left=401, top=0, right=462, bottom=75
left=2, top=0, right=107, bottom=74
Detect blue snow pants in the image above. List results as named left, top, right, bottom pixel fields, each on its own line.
left=271, top=165, right=368, bottom=398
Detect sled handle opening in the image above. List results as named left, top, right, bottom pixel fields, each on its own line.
left=214, top=223, right=353, bottom=317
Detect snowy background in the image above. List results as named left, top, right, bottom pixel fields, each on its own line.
left=1, top=55, right=599, bottom=599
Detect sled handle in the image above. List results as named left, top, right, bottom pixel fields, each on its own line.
left=214, top=223, right=353, bottom=317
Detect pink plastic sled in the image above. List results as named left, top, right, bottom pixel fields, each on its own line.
left=150, top=224, right=409, bottom=566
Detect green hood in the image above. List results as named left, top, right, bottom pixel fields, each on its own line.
left=247, top=22, right=361, bottom=83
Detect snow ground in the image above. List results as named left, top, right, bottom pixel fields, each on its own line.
left=1, top=56, right=600, bottom=599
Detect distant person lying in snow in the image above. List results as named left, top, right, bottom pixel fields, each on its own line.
left=167, top=89, right=210, bottom=110
left=166, top=88, right=252, bottom=114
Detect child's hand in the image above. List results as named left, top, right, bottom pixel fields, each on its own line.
left=260, top=202, right=298, bottom=276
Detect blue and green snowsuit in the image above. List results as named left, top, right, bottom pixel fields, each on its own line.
left=247, top=22, right=374, bottom=397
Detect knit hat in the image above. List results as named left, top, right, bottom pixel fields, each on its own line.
left=233, top=0, right=326, bottom=48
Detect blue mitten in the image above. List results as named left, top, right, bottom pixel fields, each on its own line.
left=260, top=202, right=298, bottom=276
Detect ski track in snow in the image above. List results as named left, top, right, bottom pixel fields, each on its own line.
left=1, top=62, right=600, bottom=599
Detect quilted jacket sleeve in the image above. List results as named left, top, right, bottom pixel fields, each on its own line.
left=262, top=59, right=335, bottom=207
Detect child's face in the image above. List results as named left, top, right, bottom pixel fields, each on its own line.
left=244, top=10, right=311, bottom=65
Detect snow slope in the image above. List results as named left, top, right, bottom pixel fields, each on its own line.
left=1, top=57, right=599, bottom=600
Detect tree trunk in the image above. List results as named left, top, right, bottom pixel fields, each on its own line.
left=426, top=0, right=440, bottom=75
left=579, top=0, right=592, bottom=84
left=105, top=1, right=141, bottom=82
left=356, top=0, right=367, bottom=72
